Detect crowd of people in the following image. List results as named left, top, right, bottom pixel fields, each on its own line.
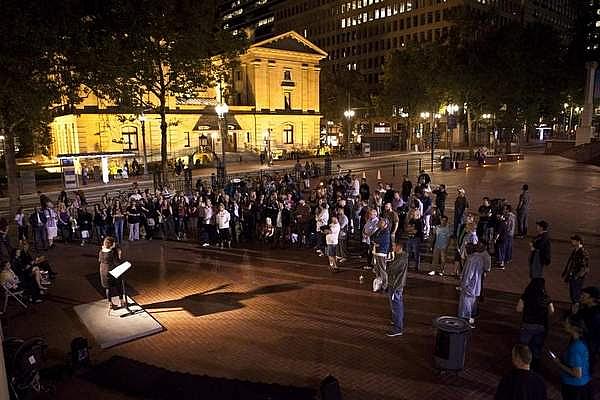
left=1, top=162, right=597, bottom=399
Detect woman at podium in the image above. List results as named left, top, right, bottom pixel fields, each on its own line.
left=99, top=236, right=125, bottom=310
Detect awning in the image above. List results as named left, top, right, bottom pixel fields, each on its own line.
left=192, top=114, right=242, bottom=132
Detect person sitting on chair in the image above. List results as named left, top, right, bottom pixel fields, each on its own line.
left=0, top=260, right=44, bottom=303
left=98, top=236, right=125, bottom=310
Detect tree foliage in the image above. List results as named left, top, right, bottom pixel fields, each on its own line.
left=0, top=0, right=76, bottom=212
left=71, top=0, right=247, bottom=171
left=320, top=65, right=371, bottom=121
left=381, top=7, right=579, bottom=146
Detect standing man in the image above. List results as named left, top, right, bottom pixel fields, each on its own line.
left=454, top=188, right=469, bottom=237
left=401, top=176, right=412, bottom=202
left=359, top=178, right=370, bottom=202
left=215, top=203, right=231, bottom=248
left=494, top=344, right=547, bottom=400
left=335, top=207, right=349, bottom=263
left=361, top=209, right=379, bottom=270
left=516, top=184, right=530, bottom=238
left=504, top=205, right=516, bottom=264
left=458, top=243, right=485, bottom=327
left=561, top=235, right=590, bottom=309
left=429, top=216, right=450, bottom=276
left=433, top=184, right=447, bottom=217
left=29, top=206, right=47, bottom=251
left=371, top=218, right=391, bottom=292
left=386, top=242, right=408, bottom=337
left=529, top=221, right=551, bottom=279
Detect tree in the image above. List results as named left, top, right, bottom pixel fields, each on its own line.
left=381, top=43, right=443, bottom=149
left=0, top=0, right=75, bottom=213
left=72, top=0, right=246, bottom=174
left=320, top=65, right=371, bottom=121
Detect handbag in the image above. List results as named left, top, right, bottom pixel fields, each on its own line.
left=372, top=277, right=383, bottom=292
left=81, top=230, right=90, bottom=239
left=147, top=218, right=156, bottom=227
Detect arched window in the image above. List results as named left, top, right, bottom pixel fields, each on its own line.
left=283, top=125, right=294, bottom=144
left=122, top=126, right=138, bottom=151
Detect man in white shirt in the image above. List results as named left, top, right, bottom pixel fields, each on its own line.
left=325, top=216, right=340, bottom=272
left=215, top=203, right=231, bottom=248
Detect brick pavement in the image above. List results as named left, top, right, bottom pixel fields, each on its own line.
left=2, top=153, right=600, bottom=400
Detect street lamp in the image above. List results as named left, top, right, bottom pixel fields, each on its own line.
left=139, top=113, right=149, bottom=175
left=215, top=102, right=229, bottom=186
left=343, top=109, right=355, bottom=157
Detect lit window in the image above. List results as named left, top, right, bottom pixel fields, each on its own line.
left=284, top=125, right=294, bottom=144
left=283, top=70, right=292, bottom=81
left=122, top=126, right=138, bottom=151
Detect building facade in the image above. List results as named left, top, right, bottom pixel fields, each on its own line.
left=49, top=31, right=326, bottom=174
left=219, top=0, right=287, bottom=41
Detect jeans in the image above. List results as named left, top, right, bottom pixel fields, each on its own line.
left=406, top=237, right=421, bottom=271
left=495, top=240, right=506, bottom=263
left=128, top=223, right=139, bottom=241
left=458, top=294, right=477, bottom=320
left=114, top=219, right=124, bottom=244
left=569, top=278, right=585, bottom=304
left=336, top=236, right=348, bottom=258
left=519, top=323, right=546, bottom=371
left=517, top=210, right=528, bottom=236
left=33, top=226, right=47, bottom=250
left=423, top=215, right=431, bottom=238
left=389, top=289, right=404, bottom=333
left=505, top=235, right=514, bottom=262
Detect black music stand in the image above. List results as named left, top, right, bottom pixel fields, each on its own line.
left=109, top=261, right=140, bottom=318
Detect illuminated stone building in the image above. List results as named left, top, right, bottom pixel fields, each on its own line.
left=48, top=31, right=326, bottom=173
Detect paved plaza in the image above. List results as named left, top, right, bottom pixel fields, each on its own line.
left=3, top=153, right=600, bottom=399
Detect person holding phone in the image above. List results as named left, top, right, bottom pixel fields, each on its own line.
left=551, top=315, right=593, bottom=400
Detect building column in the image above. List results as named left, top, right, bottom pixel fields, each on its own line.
left=101, top=156, right=109, bottom=183
left=576, top=61, right=598, bottom=146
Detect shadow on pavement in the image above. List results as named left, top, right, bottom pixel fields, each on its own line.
left=82, top=355, right=316, bottom=400
left=143, top=282, right=309, bottom=317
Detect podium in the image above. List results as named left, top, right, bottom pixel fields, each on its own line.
left=109, top=261, right=139, bottom=318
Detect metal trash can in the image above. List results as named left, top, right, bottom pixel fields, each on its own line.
left=441, top=157, right=453, bottom=171
left=433, top=316, right=470, bottom=372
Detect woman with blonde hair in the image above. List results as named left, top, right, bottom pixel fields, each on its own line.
left=98, top=236, right=125, bottom=310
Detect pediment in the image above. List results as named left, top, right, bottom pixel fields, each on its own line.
left=252, top=31, right=327, bottom=57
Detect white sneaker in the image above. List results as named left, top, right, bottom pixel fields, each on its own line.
left=428, top=271, right=436, bottom=276
left=202, top=243, right=210, bottom=247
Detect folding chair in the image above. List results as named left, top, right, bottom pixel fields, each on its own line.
left=1, top=282, right=28, bottom=315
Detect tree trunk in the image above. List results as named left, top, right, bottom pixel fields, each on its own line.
left=3, top=126, right=20, bottom=216
left=466, top=109, right=473, bottom=148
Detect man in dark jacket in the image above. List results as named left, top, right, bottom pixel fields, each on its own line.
left=386, top=242, right=408, bottom=337
left=29, top=207, right=48, bottom=250
left=529, top=220, right=551, bottom=279
left=495, top=344, right=547, bottom=400
left=562, top=235, right=590, bottom=306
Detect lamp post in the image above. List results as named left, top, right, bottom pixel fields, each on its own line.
left=139, top=113, right=149, bottom=175
left=343, top=109, right=355, bottom=158
left=215, top=102, right=229, bottom=186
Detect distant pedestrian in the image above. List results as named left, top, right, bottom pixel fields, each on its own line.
left=429, top=215, right=450, bottom=276
left=494, top=344, right=547, bottom=400
left=454, top=188, right=469, bottom=236
left=529, top=221, right=551, bottom=279
left=386, top=242, right=408, bottom=337
left=562, top=235, right=590, bottom=309
left=516, top=184, right=530, bottom=238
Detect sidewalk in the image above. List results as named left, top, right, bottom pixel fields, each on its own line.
left=7, top=149, right=448, bottom=200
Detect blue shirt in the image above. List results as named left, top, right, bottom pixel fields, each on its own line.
left=434, top=226, right=450, bottom=249
left=561, top=339, right=591, bottom=386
